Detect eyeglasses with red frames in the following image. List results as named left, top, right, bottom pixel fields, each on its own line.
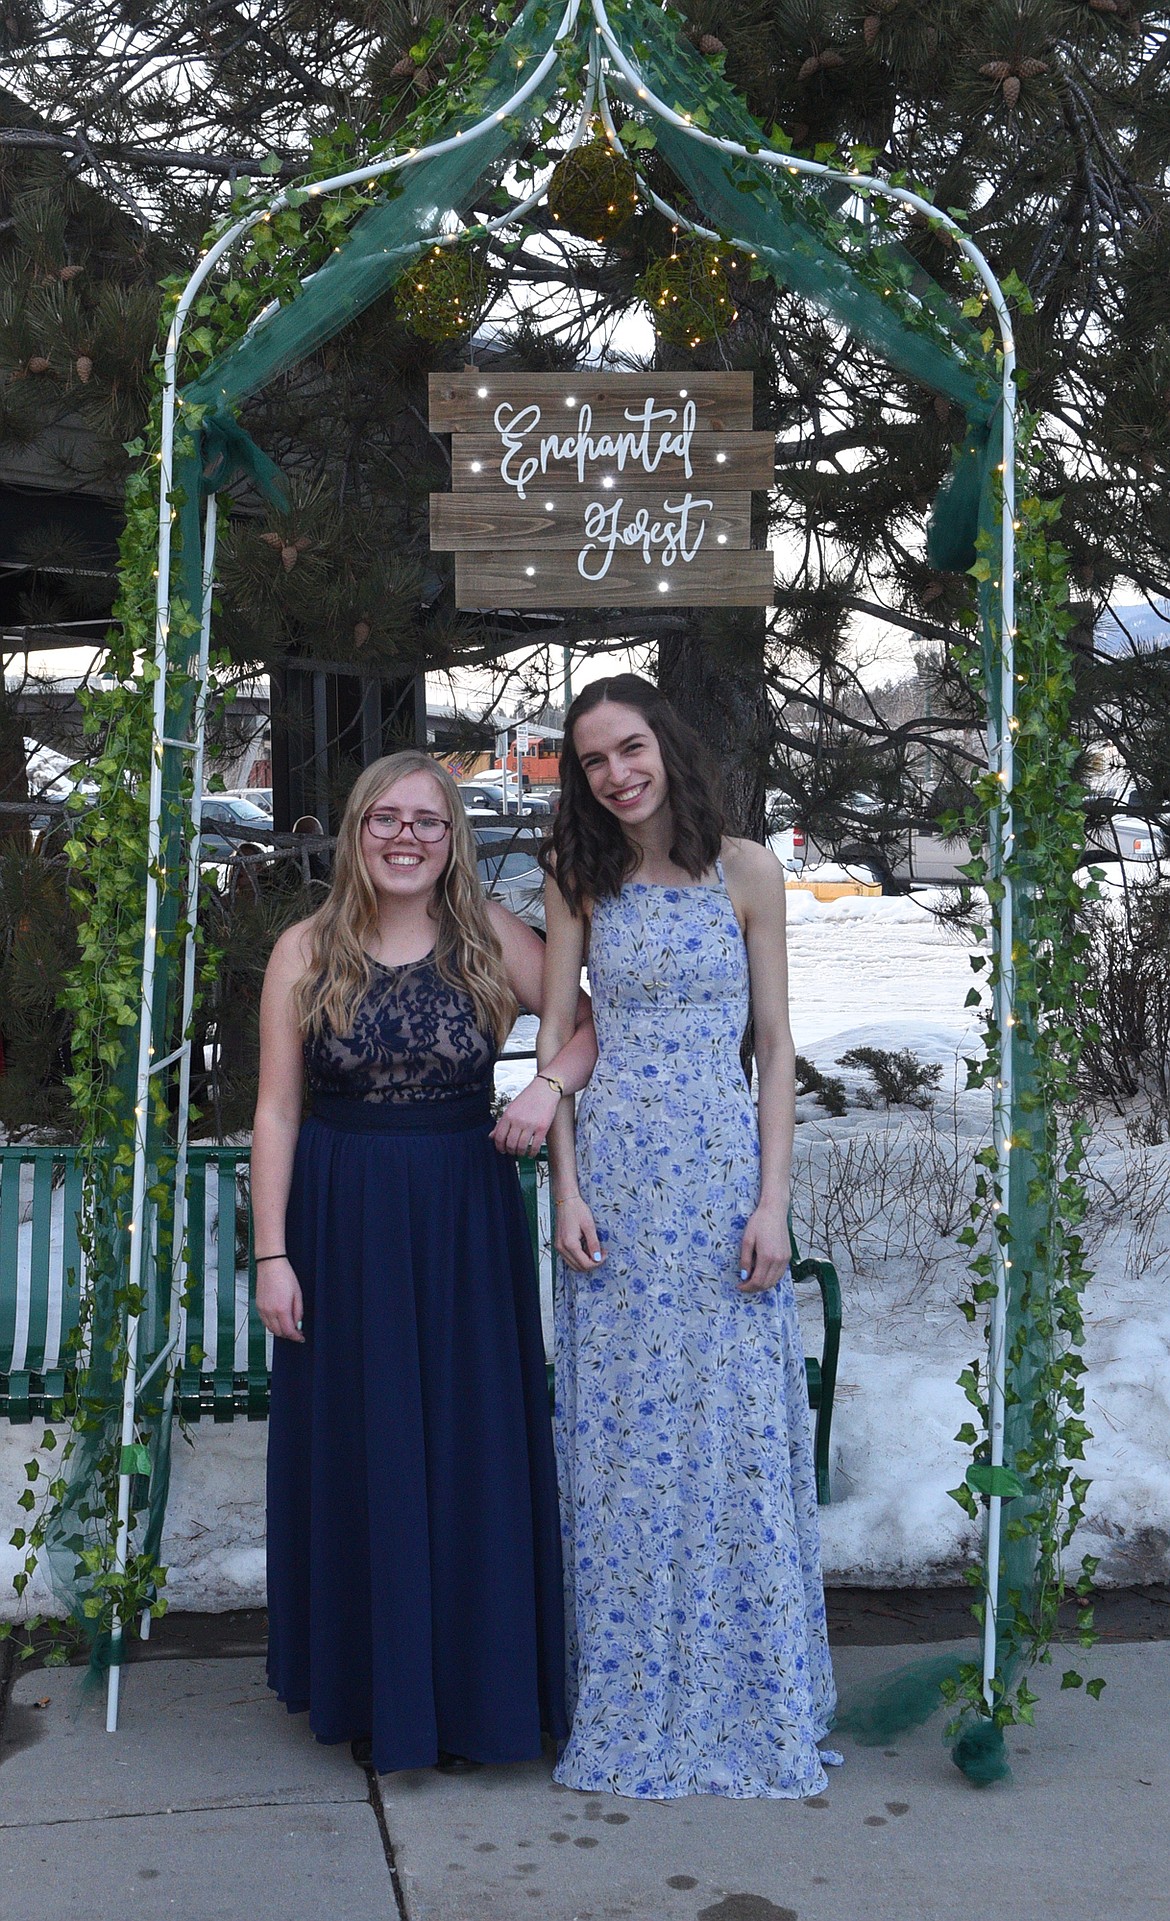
left=363, top=809, right=452, bottom=845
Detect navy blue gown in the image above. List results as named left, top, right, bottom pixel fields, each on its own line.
left=266, top=954, right=567, bottom=1771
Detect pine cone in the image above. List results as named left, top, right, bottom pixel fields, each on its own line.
left=863, top=15, right=881, bottom=47
left=353, top=619, right=372, bottom=647
left=1002, top=73, right=1021, bottom=107
left=75, top=355, right=93, bottom=382
left=800, top=48, right=845, bottom=76
left=1088, top=0, right=1118, bottom=10
left=412, top=64, right=434, bottom=92
left=57, top=264, right=83, bottom=282
left=26, top=356, right=51, bottom=374
left=980, top=60, right=1012, bottom=80
left=921, top=580, right=945, bottom=604
left=1017, top=57, right=1049, bottom=77
left=274, top=534, right=313, bottom=572
left=389, top=54, right=415, bottom=78
left=698, top=33, right=725, bottom=54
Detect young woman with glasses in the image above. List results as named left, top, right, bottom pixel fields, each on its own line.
left=252, top=750, right=595, bottom=1775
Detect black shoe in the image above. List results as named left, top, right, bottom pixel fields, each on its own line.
left=435, top=1750, right=482, bottom=1773
left=350, top=1736, right=373, bottom=1769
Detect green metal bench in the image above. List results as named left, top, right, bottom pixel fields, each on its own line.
left=0, top=1145, right=84, bottom=1424
left=0, top=1143, right=264, bottom=1425
left=0, top=1143, right=841, bottom=1500
left=790, top=1226, right=842, bottom=1507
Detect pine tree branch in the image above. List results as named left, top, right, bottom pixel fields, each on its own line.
left=65, top=127, right=153, bottom=234
left=0, top=126, right=309, bottom=179
left=230, top=10, right=337, bottom=107
left=803, top=593, right=962, bottom=650
left=1061, top=68, right=1154, bottom=221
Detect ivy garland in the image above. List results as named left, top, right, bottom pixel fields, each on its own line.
left=939, top=419, right=1102, bottom=1732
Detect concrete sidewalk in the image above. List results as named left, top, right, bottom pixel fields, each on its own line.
left=1, top=1641, right=1167, bottom=1921
left=0, top=1657, right=396, bottom=1920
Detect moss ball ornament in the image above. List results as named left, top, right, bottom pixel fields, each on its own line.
left=394, top=243, right=491, bottom=343
left=635, top=235, right=740, bottom=348
left=548, top=136, right=640, bottom=243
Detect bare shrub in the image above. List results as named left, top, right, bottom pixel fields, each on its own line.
left=792, top=1097, right=980, bottom=1298
left=1081, top=1137, right=1170, bottom=1287
left=1074, top=882, right=1170, bottom=1128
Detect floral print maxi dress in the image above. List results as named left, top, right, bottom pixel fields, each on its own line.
left=554, top=870, right=836, bottom=1798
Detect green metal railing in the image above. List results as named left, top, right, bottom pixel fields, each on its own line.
left=0, top=1142, right=840, bottom=1499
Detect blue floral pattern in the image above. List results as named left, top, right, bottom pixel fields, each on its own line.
left=554, top=871, right=836, bottom=1799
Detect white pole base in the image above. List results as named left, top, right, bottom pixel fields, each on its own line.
left=105, top=1656, right=122, bottom=1733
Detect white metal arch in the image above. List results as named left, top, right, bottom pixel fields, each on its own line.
left=113, top=0, right=1018, bottom=1733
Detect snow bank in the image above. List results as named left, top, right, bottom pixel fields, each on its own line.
left=3, top=907, right=1169, bottom=1615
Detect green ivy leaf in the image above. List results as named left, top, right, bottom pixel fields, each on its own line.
left=965, top=1463, right=1032, bottom=1501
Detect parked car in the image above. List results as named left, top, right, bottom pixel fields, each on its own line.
left=474, top=824, right=545, bottom=930
left=462, top=773, right=552, bottom=817
left=771, top=813, right=974, bottom=890
left=219, top=786, right=273, bottom=816
left=199, top=794, right=275, bottom=861
left=1085, top=812, right=1168, bottom=864
left=457, top=781, right=504, bottom=815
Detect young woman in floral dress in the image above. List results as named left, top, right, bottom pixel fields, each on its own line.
left=538, top=676, right=837, bottom=1800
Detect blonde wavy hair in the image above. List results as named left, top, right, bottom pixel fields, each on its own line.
left=293, top=750, right=517, bottom=1046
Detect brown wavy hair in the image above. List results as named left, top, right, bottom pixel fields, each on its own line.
left=541, top=675, right=724, bottom=914
left=293, top=751, right=517, bottom=1045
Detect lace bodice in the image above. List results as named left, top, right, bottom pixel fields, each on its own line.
left=303, top=954, right=495, bottom=1104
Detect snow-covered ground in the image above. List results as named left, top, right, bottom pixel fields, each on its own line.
left=3, top=887, right=1169, bottom=1615
left=785, top=890, right=1170, bottom=1589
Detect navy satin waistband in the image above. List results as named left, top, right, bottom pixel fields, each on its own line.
left=308, top=1089, right=493, bottom=1134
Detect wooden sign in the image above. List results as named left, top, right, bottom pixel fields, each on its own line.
left=428, top=371, right=772, bottom=609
